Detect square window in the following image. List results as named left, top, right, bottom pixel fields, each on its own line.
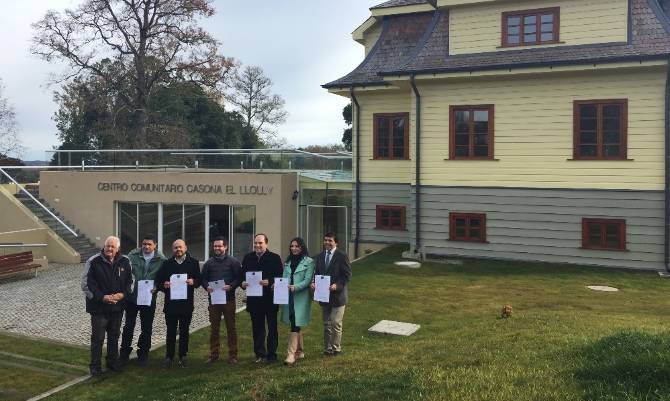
left=582, top=218, right=625, bottom=250
left=449, top=105, right=494, bottom=159
left=376, top=205, right=406, bottom=230
left=450, top=213, right=487, bottom=242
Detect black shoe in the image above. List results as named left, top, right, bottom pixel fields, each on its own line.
left=332, top=350, right=342, bottom=356
left=162, top=358, right=172, bottom=369
left=90, top=368, right=103, bottom=377
left=266, top=355, right=278, bottom=363
left=137, top=357, right=148, bottom=367
left=323, top=350, right=334, bottom=356
left=179, top=356, right=189, bottom=368
left=119, top=354, right=129, bottom=366
left=106, top=362, right=122, bottom=373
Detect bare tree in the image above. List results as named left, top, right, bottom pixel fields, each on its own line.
left=0, top=79, right=23, bottom=157
left=226, top=65, right=287, bottom=148
left=31, top=0, right=235, bottom=144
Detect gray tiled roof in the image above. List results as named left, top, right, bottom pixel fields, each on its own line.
left=324, top=0, right=670, bottom=88
left=371, top=0, right=428, bottom=9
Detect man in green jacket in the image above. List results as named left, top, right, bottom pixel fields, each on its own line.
left=120, top=234, right=166, bottom=366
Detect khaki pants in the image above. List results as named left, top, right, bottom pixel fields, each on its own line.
left=321, top=305, right=346, bottom=353
left=208, top=300, right=238, bottom=358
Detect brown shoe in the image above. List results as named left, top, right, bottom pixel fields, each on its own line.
left=205, top=355, right=219, bottom=364
left=228, top=357, right=239, bottom=365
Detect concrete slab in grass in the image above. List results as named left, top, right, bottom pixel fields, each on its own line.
left=394, top=261, right=421, bottom=268
left=369, top=320, right=420, bottom=336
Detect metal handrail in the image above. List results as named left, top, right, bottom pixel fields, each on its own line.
left=0, top=168, right=78, bottom=237
left=0, top=243, right=48, bottom=248
left=0, top=165, right=188, bottom=170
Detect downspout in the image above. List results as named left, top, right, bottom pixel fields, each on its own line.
left=350, top=86, right=361, bottom=259
left=410, top=74, right=422, bottom=257
left=665, top=58, right=670, bottom=272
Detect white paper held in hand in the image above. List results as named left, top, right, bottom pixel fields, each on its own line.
left=245, top=271, right=263, bottom=297
left=273, top=277, right=289, bottom=305
left=210, top=280, right=227, bottom=305
left=314, top=275, right=331, bottom=302
left=136, top=280, right=154, bottom=306
left=170, top=274, right=187, bottom=300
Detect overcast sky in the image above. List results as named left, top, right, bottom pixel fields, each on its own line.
left=0, top=0, right=380, bottom=160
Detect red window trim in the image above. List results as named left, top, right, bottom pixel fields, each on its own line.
left=573, top=99, right=628, bottom=160
left=373, top=112, right=410, bottom=160
left=449, top=213, right=487, bottom=242
left=581, top=218, right=626, bottom=251
left=376, top=205, right=406, bottom=231
left=502, top=7, right=560, bottom=47
left=449, top=105, right=495, bottom=160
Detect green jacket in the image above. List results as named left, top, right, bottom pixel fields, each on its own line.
left=280, top=256, right=315, bottom=327
left=127, top=248, right=166, bottom=303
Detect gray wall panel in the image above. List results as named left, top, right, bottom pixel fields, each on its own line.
left=354, top=183, right=412, bottom=244
left=414, top=186, right=665, bottom=270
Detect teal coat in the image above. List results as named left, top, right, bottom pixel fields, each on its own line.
left=127, top=248, right=166, bottom=303
left=280, top=256, right=315, bottom=327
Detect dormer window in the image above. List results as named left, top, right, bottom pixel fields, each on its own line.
left=502, top=8, right=559, bottom=47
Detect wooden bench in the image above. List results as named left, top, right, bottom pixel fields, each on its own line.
left=0, top=251, right=40, bottom=279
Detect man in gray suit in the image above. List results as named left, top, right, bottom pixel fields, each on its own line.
left=311, top=232, right=352, bottom=356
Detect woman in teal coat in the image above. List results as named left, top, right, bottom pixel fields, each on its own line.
left=280, top=237, right=315, bottom=365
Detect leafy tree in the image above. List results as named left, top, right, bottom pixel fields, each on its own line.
left=226, top=65, right=287, bottom=148
left=0, top=79, right=23, bottom=158
left=342, top=103, right=352, bottom=151
left=50, top=66, right=246, bottom=165
left=32, top=0, right=235, bottom=142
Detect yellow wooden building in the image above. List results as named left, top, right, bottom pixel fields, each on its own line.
left=324, top=0, right=670, bottom=270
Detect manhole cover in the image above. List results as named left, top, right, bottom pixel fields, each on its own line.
left=394, top=261, right=421, bottom=268
left=587, top=285, right=619, bottom=292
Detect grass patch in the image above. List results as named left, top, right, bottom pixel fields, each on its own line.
left=0, top=332, right=88, bottom=401
left=12, top=245, right=670, bottom=400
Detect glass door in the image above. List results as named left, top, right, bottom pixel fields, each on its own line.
left=305, top=205, right=349, bottom=256
left=231, top=205, right=255, bottom=261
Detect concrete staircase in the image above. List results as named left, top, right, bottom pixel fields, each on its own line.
left=13, top=185, right=100, bottom=262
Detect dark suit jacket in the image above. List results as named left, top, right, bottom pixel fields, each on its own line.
left=155, top=254, right=201, bottom=315
left=314, top=248, right=352, bottom=307
left=241, top=250, right=283, bottom=312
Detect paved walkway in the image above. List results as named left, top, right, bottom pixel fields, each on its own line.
left=0, top=263, right=245, bottom=347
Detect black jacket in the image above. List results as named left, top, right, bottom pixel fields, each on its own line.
left=314, top=248, right=352, bottom=307
left=155, top=254, right=201, bottom=314
left=201, top=254, right=241, bottom=303
left=241, top=250, right=283, bottom=312
left=81, top=251, right=132, bottom=314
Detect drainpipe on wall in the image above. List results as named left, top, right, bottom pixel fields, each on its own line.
left=665, top=59, right=670, bottom=272
left=410, top=74, right=422, bottom=257
left=350, top=87, right=361, bottom=259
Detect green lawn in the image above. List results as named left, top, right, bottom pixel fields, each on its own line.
left=0, top=332, right=89, bottom=401
left=13, top=245, right=670, bottom=400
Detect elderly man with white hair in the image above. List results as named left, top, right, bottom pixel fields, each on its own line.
left=81, top=236, right=132, bottom=376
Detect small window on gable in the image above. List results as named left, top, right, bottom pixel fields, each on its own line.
left=503, top=8, right=559, bottom=47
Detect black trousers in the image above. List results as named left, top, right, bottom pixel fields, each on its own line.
left=165, top=312, right=193, bottom=359
left=90, top=312, right=123, bottom=372
left=120, top=301, right=156, bottom=359
left=249, top=306, right=278, bottom=359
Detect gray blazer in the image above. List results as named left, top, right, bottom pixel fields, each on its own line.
left=314, top=248, right=352, bottom=307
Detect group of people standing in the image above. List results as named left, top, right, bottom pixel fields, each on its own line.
left=81, top=231, right=352, bottom=376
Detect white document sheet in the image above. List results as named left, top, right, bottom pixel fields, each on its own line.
left=136, top=280, right=154, bottom=306
left=170, top=273, right=187, bottom=300
left=273, top=277, right=289, bottom=305
left=245, top=271, right=263, bottom=297
left=210, top=280, right=227, bottom=305
left=314, top=275, right=331, bottom=303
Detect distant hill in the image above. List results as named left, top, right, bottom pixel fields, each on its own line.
left=23, top=160, right=49, bottom=166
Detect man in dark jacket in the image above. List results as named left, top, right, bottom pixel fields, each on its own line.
left=81, top=236, right=132, bottom=376
left=201, top=236, right=241, bottom=364
left=119, top=234, right=166, bottom=366
left=241, top=233, right=283, bottom=362
left=155, top=239, right=201, bottom=368
left=311, top=232, right=352, bottom=356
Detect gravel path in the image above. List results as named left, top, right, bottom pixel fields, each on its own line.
left=0, top=263, right=245, bottom=347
